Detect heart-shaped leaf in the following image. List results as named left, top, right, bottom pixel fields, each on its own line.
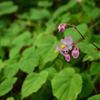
left=51, top=68, right=82, bottom=100
left=21, top=70, right=48, bottom=99
left=19, top=47, right=39, bottom=73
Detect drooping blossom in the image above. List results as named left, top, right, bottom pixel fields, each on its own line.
left=55, top=23, right=80, bottom=62
left=72, top=46, right=79, bottom=59
left=58, top=23, right=67, bottom=32
left=60, top=36, right=73, bottom=51
left=64, top=51, right=70, bottom=62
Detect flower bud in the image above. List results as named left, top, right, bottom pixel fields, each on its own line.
left=72, top=49, right=79, bottom=59
left=65, top=54, right=70, bottom=62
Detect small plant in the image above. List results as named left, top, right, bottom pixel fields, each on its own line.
left=55, top=23, right=100, bottom=62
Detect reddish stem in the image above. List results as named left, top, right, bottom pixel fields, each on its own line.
left=72, top=38, right=85, bottom=46
left=65, top=23, right=100, bottom=51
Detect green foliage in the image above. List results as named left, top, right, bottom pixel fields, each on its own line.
left=0, top=78, right=17, bottom=96
left=51, top=0, right=77, bottom=20
left=51, top=68, right=82, bottom=100
left=79, top=73, right=94, bottom=98
left=0, top=1, right=18, bottom=16
left=87, top=94, right=100, bottom=100
left=21, top=70, right=48, bottom=99
left=6, top=97, right=14, bottom=100
left=37, top=1, right=53, bottom=7
left=34, top=35, right=59, bottom=66
left=0, top=59, right=5, bottom=71
left=90, top=62, right=100, bottom=75
left=64, top=23, right=88, bottom=42
left=0, top=0, right=100, bottom=100
left=29, top=8, right=51, bottom=20
left=19, top=47, right=39, bottom=73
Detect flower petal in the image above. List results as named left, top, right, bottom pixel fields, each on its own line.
left=64, top=36, right=73, bottom=45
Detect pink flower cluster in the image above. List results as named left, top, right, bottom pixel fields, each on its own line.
left=54, top=23, right=80, bottom=62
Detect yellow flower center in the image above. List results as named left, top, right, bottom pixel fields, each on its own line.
left=55, top=50, right=58, bottom=54
left=61, top=45, right=65, bottom=49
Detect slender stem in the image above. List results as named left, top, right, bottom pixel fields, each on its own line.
left=87, top=60, right=90, bottom=74
left=66, top=24, right=100, bottom=51
left=92, top=75, right=99, bottom=94
left=67, top=24, right=85, bottom=39
left=74, top=26, right=85, bottom=39
left=94, top=86, right=98, bottom=94
left=72, top=38, right=85, bottom=46
left=90, top=42, right=100, bottom=51
left=13, top=88, right=21, bottom=96
left=92, top=75, right=99, bottom=83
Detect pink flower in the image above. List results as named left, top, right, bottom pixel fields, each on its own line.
left=64, top=51, right=71, bottom=62
left=60, top=36, right=73, bottom=51
left=76, top=0, right=82, bottom=3
left=72, top=46, right=79, bottom=59
left=58, top=23, right=67, bottom=32
left=54, top=43, right=64, bottom=56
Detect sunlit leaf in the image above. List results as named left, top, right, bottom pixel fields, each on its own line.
left=0, top=59, right=5, bottom=71
left=87, top=94, right=100, bottom=100
left=6, top=97, right=14, bottom=100
left=0, top=78, right=17, bottom=96
left=38, top=1, right=53, bottom=7
left=51, top=68, right=82, bottom=100
left=64, top=24, right=88, bottom=42
left=4, top=63, right=19, bottom=78
left=21, top=70, right=48, bottom=99
left=52, top=0, right=77, bottom=20
left=29, top=8, right=51, bottom=20
left=34, top=35, right=59, bottom=66
left=0, top=1, right=18, bottom=16
left=19, top=47, right=39, bottom=73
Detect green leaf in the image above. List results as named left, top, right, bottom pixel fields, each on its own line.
left=87, top=94, right=100, bottom=100
left=79, top=74, right=94, bottom=98
left=77, top=42, right=95, bottom=54
left=64, top=23, right=88, bottom=42
left=82, top=50, right=100, bottom=62
left=83, top=37, right=90, bottom=44
left=0, top=1, right=18, bottom=16
left=6, top=97, right=14, bottom=100
left=60, top=12, right=71, bottom=23
left=21, top=70, right=48, bottom=99
left=19, top=47, right=39, bottom=73
left=0, top=78, right=17, bottom=96
left=51, top=68, right=82, bottom=100
left=83, top=3, right=100, bottom=19
left=0, top=59, right=5, bottom=71
left=9, top=31, right=31, bottom=59
left=90, top=62, right=100, bottom=75
left=0, top=48, right=5, bottom=58
left=55, top=59, right=63, bottom=71
left=34, top=35, right=59, bottom=66
left=77, top=42, right=100, bottom=61
left=46, top=67, right=57, bottom=81
left=52, top=0, right=77, bottom=20
left=29, top=8, right=51, bottom=20
left=37, top=1, right=53, bottom=7
left=4, top=63, right=19, bottom=78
